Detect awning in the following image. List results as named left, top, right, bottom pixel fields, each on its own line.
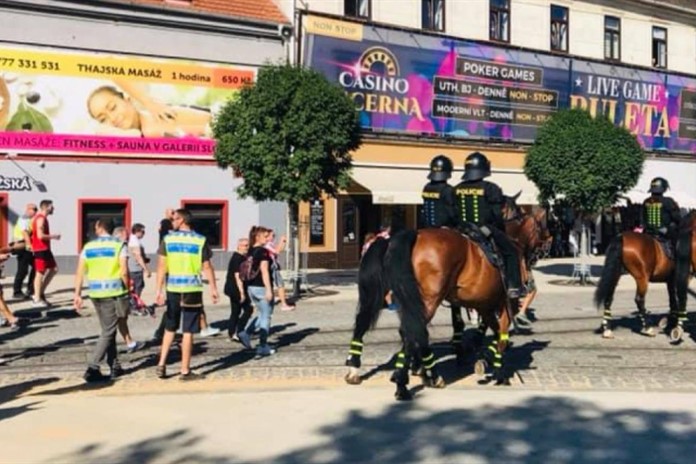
left=349, top=166, right=540, bottom=205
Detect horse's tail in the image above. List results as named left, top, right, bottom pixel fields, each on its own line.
left=675, top=227, right=693, bottom=310
left=594, top=234, right=624, bottom=309
left=386, top=230, right=428, bottom=349
left=356, top=237, right=390, bottom=332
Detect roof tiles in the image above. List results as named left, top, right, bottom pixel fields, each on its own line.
left=123, top=0, right=289, bottom=24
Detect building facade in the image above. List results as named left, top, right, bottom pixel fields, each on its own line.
left=279, top=0, right=696, bottom=268
left=0, top=0, right=290, bottom=270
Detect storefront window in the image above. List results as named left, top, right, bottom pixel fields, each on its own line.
left=79, top=200, right=130, bottom=249
left=181, top=201, right=228, bottom=249
left=342, top=202, right=357, bottom=243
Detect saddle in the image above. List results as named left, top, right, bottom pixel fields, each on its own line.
left=458, top=223, right=502, bottom=268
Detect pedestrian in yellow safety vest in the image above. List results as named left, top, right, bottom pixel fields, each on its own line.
left=73, top=217, right=130, bottom=383
left=155, top=208, right=219, bottom=380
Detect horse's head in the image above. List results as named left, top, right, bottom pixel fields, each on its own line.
left=502, top=191, right=523, bottom=222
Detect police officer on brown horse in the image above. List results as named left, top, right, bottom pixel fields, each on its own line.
left=454, top=151, right=522, bottom=312
left=421, top=155, right=459, bottom=228
left=642, top=177, right=681, bottom=259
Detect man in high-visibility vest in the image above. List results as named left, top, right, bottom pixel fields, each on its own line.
left=155, top=208, right=219, bottom=380
left=73, top=217, right=130, bottom=383
left=11, top=203, right=37, bottom=299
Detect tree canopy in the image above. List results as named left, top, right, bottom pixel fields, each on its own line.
left=212, top=64, right=362, bottom=204
left=524, top=109, right=645, bottom=212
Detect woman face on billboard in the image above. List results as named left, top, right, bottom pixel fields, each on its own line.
left=87, top=86, right=141, bottom=131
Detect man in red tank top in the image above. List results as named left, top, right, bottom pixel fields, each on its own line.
left=31, top=200, right=61, bottom=308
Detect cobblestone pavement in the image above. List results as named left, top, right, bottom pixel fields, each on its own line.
left=1, top=257, right=696, bottom=396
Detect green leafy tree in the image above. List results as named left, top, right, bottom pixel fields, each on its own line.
left=525, top=108, right=644, bottom=213
left=213, top=64, right=362, bottom=288
left=213, top=64, right=361, bottom=203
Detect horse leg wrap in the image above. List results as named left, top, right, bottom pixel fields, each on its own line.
left=422, top=352, right=436, bottom=370
left=678, top=310, right=687, bottom=328
left=345, top=340, right=363, bottom=368
left=394, top=351, right=406, bottom=369
left=493, top=352, right=503, bottom=370
left=602, top=309, right=612, bottom=330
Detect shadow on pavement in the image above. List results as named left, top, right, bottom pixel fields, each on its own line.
left=47, top=396, right=696, bottom=463
left=534, top=263, right=604, bottom=278
left=0, top=376, right=59, bottom=406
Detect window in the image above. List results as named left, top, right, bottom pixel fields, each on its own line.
left=652, top=26, right=667, bottom=68
left=345, top=0, right=370, bottom=19
left=604, top=16, right=621, bottom=61
left=422, top=0, right=445, bottom=32
left=180, top=200, right=228, bottom=249
left=550, top=5, right=569, bottom=52
left=490, top=0, right=510, bottom=42
left=78, top=199, right=131, bottom=251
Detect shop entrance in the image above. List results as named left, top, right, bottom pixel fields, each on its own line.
left=337, top=195, right=363, bottom=268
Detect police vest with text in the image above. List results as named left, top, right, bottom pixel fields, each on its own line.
left=421, top=182, right=455, bottom=228
left=164, top=231, right=205, bottom=293
left=83, top=237, right=127, bottom=299
left=456, top=182, right=494, bottom=227
left=644, top=197, right=676, bottom=236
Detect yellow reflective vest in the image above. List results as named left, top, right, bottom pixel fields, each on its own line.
left=83, top=236, right=127, bottom=299
left=164, top=231, right=205, bottom=293
left=13, top=217, right=32, bottom=251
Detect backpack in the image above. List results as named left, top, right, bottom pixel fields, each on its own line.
left=238, top=254, right=260, bottom=283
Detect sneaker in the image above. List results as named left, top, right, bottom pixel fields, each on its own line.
left=199, top=327, right=221, bottom=338
left=237, top=331, right=253, bottom=350
left=179, top=371, right=205, bottom=381
left=9, top=323, right=21, bottom=332
left=0, top=318, right=8, bottom=328
left=255, top=344, right=276, bottom=357
left=31, top=299, right=47, bottom=308
left=83, top=367, right=111, bottom=383
left=111, top=365, right=125, bottom=379
left=280, top=304, right=296, bottom=311
left=127, top=341, right=145, bottom=353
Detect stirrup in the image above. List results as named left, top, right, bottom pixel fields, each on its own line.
left=507, top=288, right=520, bottom=299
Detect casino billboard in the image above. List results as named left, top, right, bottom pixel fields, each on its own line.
left=303, top=15, right=696, bottom=154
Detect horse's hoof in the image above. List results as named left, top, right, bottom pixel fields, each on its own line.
left=474, top=359, right=488, bottom=377
left=344, top=368, right=362, bottom=385
left=433, top=376, right=446, bottom=389
left=641, top=327, right=657, bottom=337
left=601, top=329, right=614, bottom=339
left=495, top=377, right=512, bottom=386
left=394, top=387, right=412, bottom=401
left=411, top=367, right=424, bottom=377
left=670, top=326, right=684, bottom=343
left=658, top=316, right=669, bottom=330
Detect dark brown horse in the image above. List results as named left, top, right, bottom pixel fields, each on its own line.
left=674, top=211, right=696, bottom=337
left=502, top=194, right=552, bottom=319
left=594, top=222, right=689, bottom=341
left=386, top=228, right=514, bottom=400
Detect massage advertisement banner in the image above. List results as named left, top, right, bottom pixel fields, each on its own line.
left=0, top=45, right=255, bottom=159
left=304, top=15, right=696, bottom=154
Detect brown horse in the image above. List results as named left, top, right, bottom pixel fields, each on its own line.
left=594, top=226, right=685, bottom=341
left=385, top=228, right=514, bottom=400
left=674, top=211, right=696, bottom=337
left=502, top=194, right=552, bottom=320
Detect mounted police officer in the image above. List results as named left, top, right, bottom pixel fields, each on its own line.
left=421, top=155, right=459, bottom=228
left=454, top=151, right=522, bottom=309
left=642, top=177, right=681, bottom=258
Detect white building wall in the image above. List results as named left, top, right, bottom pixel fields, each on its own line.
left=511, top=0, right=548, bottom=51
left=447, top=0, right=489, bottom=41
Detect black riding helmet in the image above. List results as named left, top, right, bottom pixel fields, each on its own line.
left=462, top=151, right=491, bottom=181
left=648, top=177, right=670, bottom=195
left=428, top=154, right=453, bottom=182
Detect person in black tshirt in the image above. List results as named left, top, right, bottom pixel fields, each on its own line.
left=224, top=238, right=253, bottom=348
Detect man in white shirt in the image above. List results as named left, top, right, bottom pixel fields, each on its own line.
left=128, top=223, right=151, bottom=305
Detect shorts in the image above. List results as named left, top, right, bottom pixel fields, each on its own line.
left=33, top=250, right=57, bottom=273
left=164, top=291, right=203, bottom=334
left=272, top=268, right=284, bottom=288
